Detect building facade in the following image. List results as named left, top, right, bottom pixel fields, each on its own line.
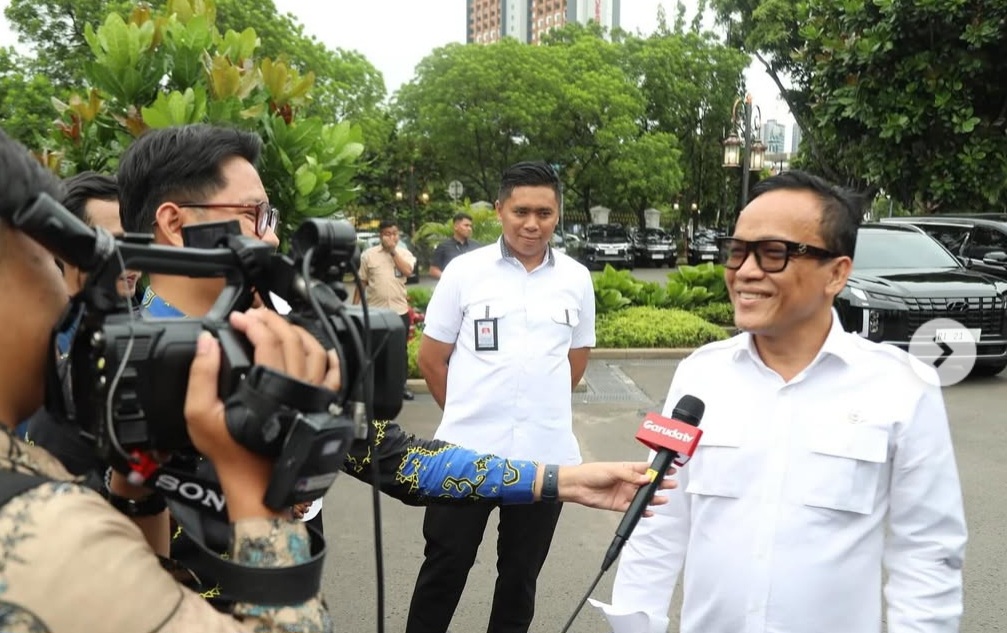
left=468, top=0, right=620, bottom=45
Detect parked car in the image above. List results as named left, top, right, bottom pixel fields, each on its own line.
left=687, top=228, right=722, bottom=265
left=356, top=232, right=421, bottom=284
left=632, top=227, right=678, bottom=267
left=834, top=223, right=1007, bottom=377
left=574, top=224, right=635, bottom=270
left=881, top=214, right=1007, bottom=280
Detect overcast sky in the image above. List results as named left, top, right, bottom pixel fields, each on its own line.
left=0, top=0, right=794, bottom=124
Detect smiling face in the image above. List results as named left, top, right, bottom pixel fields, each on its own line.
left=496, top=185, right=559, bottom=268
left=727, top=189, right=852, bottom=341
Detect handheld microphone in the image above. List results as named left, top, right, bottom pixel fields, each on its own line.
left=601, top=395, right=705, bottom=572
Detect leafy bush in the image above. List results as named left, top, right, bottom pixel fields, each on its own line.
left=408, top=335, right=421, bottom=379
left=667, top=264, right=728, bottom=303
left=596, top=307, right=730, bottom=348
left=592, top=265, right=643, bottom=314
left=691, top=301, right=735, bottom=326
left=408, top=286, right=434, bottom=312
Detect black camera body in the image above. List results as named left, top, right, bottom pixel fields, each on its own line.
left=12, top=193, right=406, bottom=516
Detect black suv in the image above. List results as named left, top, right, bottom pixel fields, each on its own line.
left=687, top=228, right=722, bottom=265
left=632, top=227, right=677, bottom=267
left=576, top=224, right=634, bottom=270
left=834, top=224, right=1007, bottom=377
left=881, top=214, right=1007, bottom=280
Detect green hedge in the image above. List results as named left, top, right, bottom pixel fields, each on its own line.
left=690, top=302, right=734, bottom=326
left=596, top=307, right=730, bottom=348
left=408, top=335, right=421, bottom=379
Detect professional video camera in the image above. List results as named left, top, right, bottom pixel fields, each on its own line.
left=10, top=193, right=407, bottom=519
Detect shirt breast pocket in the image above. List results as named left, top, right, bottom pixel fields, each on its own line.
left=798, top=424, right=889, bottom=515
left=550, top=307, right=581, bottom=329
left=685, top=426, right=752, bottom=500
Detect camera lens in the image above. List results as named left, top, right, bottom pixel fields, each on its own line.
left=291, top=219, right=357, bottom=267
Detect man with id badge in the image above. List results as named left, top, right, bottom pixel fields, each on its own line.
left=406, top=161, right=596, bottom=633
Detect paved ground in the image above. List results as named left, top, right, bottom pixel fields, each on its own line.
left=317, top=358, right=1006, bottom=633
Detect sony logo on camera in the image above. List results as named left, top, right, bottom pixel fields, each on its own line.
left=154, top=473, right=226, bottom=513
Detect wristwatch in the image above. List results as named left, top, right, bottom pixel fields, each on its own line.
left=541, top=464, right=560, bottom=503
left=103, top=468, right=167, bottom=517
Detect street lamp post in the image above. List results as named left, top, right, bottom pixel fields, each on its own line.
left=723, top=94, right=768, bottom=216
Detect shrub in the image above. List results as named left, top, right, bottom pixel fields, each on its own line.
left=596, top=307, right=730, bottom=348
left=667, top=263, right=728, bottom=303
left=408, top=286, right=434, bottom=312
left=691, top=301, right=735, bottom=326
left=408, top=335, right=421, bottom=379
left=592, top=265, right=643, bottom=314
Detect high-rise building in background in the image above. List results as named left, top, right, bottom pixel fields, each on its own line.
left=761, top=119, right=786, bottom=154
left=790, top=124, right=803, bottom=154
left=467, top=0, right=620, bottom=45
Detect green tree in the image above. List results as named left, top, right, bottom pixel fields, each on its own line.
left=395, top=39, right=564, bottom=203
left=620, top=9, right=748, bottom=224
left=709, top=0, right=1007, bottom=211
left=0, top=48, right=59, bottom=147
left=3, top=0, right=387, bottom=139
left=43, top=0, right=363, bottom=243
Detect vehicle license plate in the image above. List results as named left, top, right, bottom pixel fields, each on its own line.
left=934, top=328, right=980, bottom=342
left=604, top=248, right=617, bottom=255
left=652, top=253, right=663, bottom=259
left=701, top=253, right=715, bottom=260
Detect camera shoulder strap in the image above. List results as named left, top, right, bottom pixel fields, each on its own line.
left=0, top=469, right=51, bottom=508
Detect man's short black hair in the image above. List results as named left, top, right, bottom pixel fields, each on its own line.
left=748, top=170, right=864, bottom=258
left=117, top=124, right=262, bottom=233
left=378, top=218, right=398, bottom=232
left=452, top=212, right=473, bottom=224
left=497, top=161, right=561, bottom=205
left=61, top=171, right=117, bottom=226
left=0, top=128, right=64, bottom=241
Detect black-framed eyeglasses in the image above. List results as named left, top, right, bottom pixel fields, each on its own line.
left=717, top=237, right=839, bottom=273
left=177, top=201, right=279, bottom=237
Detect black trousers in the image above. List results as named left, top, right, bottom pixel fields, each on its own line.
left=405, top=501, right=564, bottom=633
left=401, top=312, right=411, bottom=381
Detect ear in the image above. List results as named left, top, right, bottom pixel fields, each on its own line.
left=825, top=256, right=853, bottom=297
left=494, top=200, right=503, bottom=220
left=153, top=202, right=187, bottom=247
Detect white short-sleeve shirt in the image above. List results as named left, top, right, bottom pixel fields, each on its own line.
left=423, top=239, right=596, bottom=465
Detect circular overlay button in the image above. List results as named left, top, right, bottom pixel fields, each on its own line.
left=907, top=318, right=977, bottom=387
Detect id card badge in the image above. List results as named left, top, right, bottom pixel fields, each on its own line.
left=474, top=318, right=498, bottom=351
left=474, top=305, right=498, bottom=351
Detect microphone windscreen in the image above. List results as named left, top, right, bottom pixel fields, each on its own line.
left=671, top=395, right=705, bottom=426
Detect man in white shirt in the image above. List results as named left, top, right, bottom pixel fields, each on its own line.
left=606, top=170, right=967, bottom=633
left=405, top=161, right=596, bottom=633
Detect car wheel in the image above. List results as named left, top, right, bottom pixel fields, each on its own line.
left=969, top=361, right=1007, bottom=378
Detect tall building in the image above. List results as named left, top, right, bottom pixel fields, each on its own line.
left=790, top=124, right=803, bottom=153
left=467, top=0, right=620, bottom=45
left=761, top=118, right=786, bottom=154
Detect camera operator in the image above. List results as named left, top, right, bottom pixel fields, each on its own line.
left=20, top=172, right=135, bottom=483
left=0, top=127, right=339, bottom=630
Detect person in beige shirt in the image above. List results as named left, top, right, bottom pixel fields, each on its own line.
left=355, top=217, right=418, bottom=399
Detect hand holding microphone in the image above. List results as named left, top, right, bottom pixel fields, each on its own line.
left=560, top=395, right=705, bottom=633
left=601, top=395, right=705, bottom=572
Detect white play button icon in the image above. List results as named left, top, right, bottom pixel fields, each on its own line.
left=907, top=318, right=978, bottom=387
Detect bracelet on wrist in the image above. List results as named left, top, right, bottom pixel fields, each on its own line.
left=541, top=464, right=560, bottom=503
left=103, top=468, right=166, bottom=518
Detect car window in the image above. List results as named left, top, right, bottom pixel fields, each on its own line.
left=965, top=227, right=1007, bottom=258
left=854, top=230, right=961, bottom=270
left=917, top=225, right=970, bottom=254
